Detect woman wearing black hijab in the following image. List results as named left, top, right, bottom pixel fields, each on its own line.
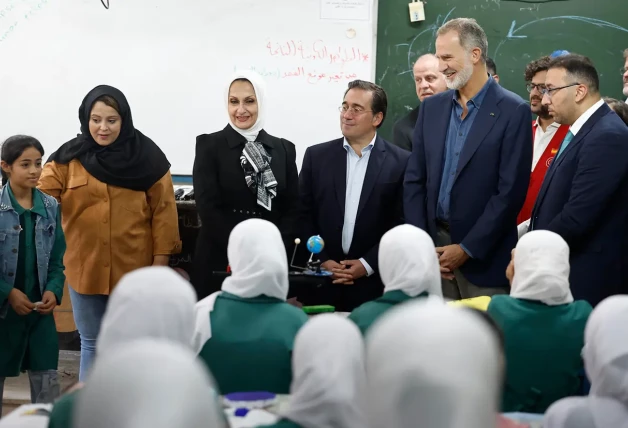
left=39, top=85, right=182, bottom=381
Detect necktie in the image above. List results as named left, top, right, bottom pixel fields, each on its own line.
left=555, top=130, right=574, bottom=160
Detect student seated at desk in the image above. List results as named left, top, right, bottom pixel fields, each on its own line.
left=47, top=267, right=199, bottom=428
left=74, top=340, right=226, bottom=428
left=258, top=314, right=367, bottom=428
left=544, top=295, right=628, bottom=428
left=487, top=231, right=592, bottom=413
left=194, top=219, right=309, bottom=394
left=365, top=299, right=503, bottom=428
left=348, top=224, right=442, bottom=334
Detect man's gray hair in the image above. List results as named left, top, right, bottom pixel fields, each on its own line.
left=624, top=48, right=628, bottom=59
left=437, top=18, right=488, bottom=63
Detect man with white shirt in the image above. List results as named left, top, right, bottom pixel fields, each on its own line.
left=298, top=80, right=410, bottom=310
left=517, top=56, right=570, bottom=234
left=529, top=54, right=628, bottom=306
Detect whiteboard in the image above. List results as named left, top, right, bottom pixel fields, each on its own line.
left=0, top=0, right=378, bottom=175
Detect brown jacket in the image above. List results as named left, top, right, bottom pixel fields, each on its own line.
left=39, top=160, right=181, bottom=295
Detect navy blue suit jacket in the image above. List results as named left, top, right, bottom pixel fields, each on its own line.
left=530, top=103, right=628, bottom=306
left=404, top=83, right=532, bottom=287
left=298, top=136, right=410, bottom=272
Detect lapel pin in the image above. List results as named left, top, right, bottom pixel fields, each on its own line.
left=490, top=112, right=495, bottom=116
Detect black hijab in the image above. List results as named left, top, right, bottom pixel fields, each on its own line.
left=47, top=85, right=171, bottom=192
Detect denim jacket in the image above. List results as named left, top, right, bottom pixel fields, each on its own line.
left=0, top=185, right=60, bottom=319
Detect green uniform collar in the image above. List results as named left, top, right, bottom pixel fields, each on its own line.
left=221, top=291, right=284, bottom=304
left=379, top=290, right=428, bottom=304
left=6, top=183, right=47, bottom=218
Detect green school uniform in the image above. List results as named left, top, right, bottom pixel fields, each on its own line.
left=257, top=419, right=301, bottom=428
left=198, top=292, right=308, bottom=394
left=348, top=290, right=428, bottom=335
left=487, top=296, right=592, bottom=413
left=48, top=389, right=77, bottom=428
left=0, top=187, right=66, bottom=377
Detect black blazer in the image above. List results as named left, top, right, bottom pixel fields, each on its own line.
left=193, top=125, right=299, bottom=289
left=298, top=136, right=410, bottom=272
left=530, top=104, right=628, bottom=306
left=391, top=106, right=419, bottom=152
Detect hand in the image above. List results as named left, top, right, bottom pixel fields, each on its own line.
left=321, top=260, right=354, bottom=285
left=436, top=244, right=470, bottom=272
left=440, top=265, right=455, bottom=281
left=336, top=259, right=368, bottom=283
left=152, top=255, right=171, bottom=266
left=37, top=291, right=58, bottom=315
left=505, top=249, right=515, bottom=284
left=8, top=289, right=35, bottom=315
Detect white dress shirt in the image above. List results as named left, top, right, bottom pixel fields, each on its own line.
left=342, top=134, right=376, bottom=276
left=532, top=119, right=562, bottom=171
left=570, top=98, right=605, bottom=136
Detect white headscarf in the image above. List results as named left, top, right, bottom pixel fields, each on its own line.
left=74, top=339, right=227, bottom=428
left=510, top=230, right=574, bottom=305
left=282, top=314, right=367, bottom=428
left=543, top=295, right=628, bottom=428
left=379, top=224, right=443, bottom=297
left=96, top=266, right=197, bottom=357
left=226, top=70, right=266, bottom=142
left=193, top=218, right=289, bottom=352
left=366, top=300, right=502, bottom=428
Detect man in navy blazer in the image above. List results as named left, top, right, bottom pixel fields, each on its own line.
left=404, top=18, right=532, bottom=299
left=299, top=80, right=410, bottom=311
left=528, top=54, right=628, bottom=306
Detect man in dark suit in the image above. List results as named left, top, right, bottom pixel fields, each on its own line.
left=527, top=54, right=628, bottom=306
left=404, top=18, right=532, bottom=300
left=392, top=54, right=447, bottom=151
left=299, top=80, right=410, bottom=311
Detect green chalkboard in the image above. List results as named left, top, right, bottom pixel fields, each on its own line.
left=375, top=0, right=628, bottom=141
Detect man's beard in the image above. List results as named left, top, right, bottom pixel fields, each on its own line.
left=444, top=57, right=473, bottom=90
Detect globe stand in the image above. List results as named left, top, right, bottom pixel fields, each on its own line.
left=303, top=259, right=333, bottom=277
left=290, top=236, right=334, bottom=277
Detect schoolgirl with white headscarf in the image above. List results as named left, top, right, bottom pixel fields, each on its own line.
left=348, top=224, right=443, bottom=334
left=487, top=231, right=592, bottom=413
left=192, top=70, right=300, bottom=300
left=74, top=339, right=226, bottom=428
left=47, top=267, right=199, bottom=428
left=544, top=295, right=628, bottom=428
left=194, top=219, right=308, bottom=394
left=366, top=299, right=502, bottom=428
left=258, top=314, right=367, bottom=428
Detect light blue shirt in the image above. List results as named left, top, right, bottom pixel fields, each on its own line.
left=342, top=135, right=376, bottom=276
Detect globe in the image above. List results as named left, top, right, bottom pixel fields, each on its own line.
left=306, top=235, right=325, bottom=254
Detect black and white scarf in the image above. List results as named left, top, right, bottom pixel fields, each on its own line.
left=240, top=141, right=277, bottom=211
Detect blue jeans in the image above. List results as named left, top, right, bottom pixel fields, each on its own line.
left=69, top=287, right=108, bottom=382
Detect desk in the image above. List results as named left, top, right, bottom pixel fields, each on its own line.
left=211, top=272, right=339, bottom=308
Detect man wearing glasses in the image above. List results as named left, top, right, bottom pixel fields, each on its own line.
left=517, top=55, right=570, bottom=237
left=528, top=54, right=628, bottom=306
left=298, top=80, right=410, bottom=311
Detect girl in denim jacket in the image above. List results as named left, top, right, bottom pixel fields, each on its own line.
left=0, top=135, right=66, bottom=415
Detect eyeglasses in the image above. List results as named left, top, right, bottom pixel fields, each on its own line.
left=339, top=106, right=373, bottom=115
left=540, top=83, right=580, bottom=98
left=622, top=67, right=628, bottom=75
left=526, top=83, right=547, bottom=93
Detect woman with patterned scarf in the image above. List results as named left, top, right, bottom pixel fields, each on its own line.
left=192, top=70, right=299, bottom=299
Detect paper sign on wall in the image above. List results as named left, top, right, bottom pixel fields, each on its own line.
left=320, top=0, right=371, bottom=21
